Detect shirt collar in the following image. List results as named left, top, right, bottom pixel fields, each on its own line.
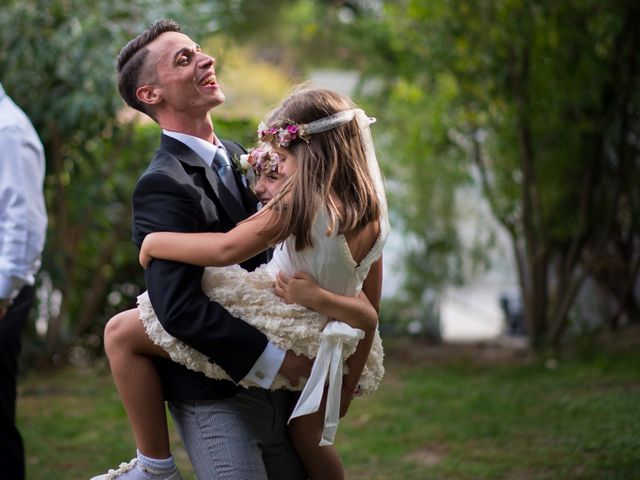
left=162, top=129, right=225, bottom=167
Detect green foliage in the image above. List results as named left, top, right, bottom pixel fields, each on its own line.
left=0, top=0, right=272, bottom=361
left=231, top=0, right=496, bottom=300
left=0, top=0, right=139, bottom=358
left=407, top=0, right=640, bottom=345
left=17, top=338, right=640, bottom=479
left=2, top=0, right=637, bottom=359
left=299, top=0, right=640, bottom=346
left=214, top=117, right=259, bottom=148
left=25, top=122, right=159, bottom=361
left=0, top=0, right=121, bottom=142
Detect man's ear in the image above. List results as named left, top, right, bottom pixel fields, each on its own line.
left=136, top=85, right=161, bottom=105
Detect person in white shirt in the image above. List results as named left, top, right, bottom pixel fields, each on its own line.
left=0, top=81, right=47, bottom=480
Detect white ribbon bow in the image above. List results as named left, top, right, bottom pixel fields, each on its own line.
left=288, top=320, right=364, bottom=445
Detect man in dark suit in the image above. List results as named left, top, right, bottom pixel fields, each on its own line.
left=105, top=19, right=310, bottom=480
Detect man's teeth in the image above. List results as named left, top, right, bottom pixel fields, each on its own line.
left=199, top=74, right=216, bottom=86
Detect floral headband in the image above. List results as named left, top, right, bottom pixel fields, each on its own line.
left=239, top=143, right=282, bottom=174
left=257, top=109, right=374, bottom=148
left=258, top=121, right=308, bottom=148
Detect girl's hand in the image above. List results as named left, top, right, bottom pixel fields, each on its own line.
left=274, top=271, right=319, bottom=308
left=340, top=379, right=360, bottom=417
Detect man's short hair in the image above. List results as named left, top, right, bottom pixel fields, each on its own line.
left=116, top=19, right=181, bottom=118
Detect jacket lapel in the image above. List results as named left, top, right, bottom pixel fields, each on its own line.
left=160, top=135, right=248, bottom=225
left=221, top=140, right=260, bottom=215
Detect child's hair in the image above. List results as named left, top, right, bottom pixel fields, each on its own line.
left=262, top=88, right=381, bottom=251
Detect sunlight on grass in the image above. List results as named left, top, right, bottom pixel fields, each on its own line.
left=16, top=337, right=640, bottom=479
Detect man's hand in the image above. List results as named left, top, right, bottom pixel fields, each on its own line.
left=278, top=350, right=313, bottom=387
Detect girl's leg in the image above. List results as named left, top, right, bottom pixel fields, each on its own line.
left=288, top=401, right=345, bottom=480
left=341, top=329, right=375, bottom=416
left=287, top=329, right=376, bottom=480
left=103, top=308, right=171, bottom=458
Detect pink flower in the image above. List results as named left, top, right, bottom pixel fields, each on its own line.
left=257, top=122, right=305, bottom=147
left=279, top=131, right=293, bottom=145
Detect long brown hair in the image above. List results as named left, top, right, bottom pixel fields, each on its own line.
left=263, top=88, right=381, bottom=251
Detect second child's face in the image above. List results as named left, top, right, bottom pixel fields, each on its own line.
left=253, top=148, right=298, bottom=204
left=274, top=147, right=298, bottom=178
left=254, top=169, right=286, bottom=204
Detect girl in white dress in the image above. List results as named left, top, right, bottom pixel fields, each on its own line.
left=98, top=88, right=389, bottom=480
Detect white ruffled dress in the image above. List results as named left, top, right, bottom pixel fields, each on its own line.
left=137, top=208, right=389, bottom=395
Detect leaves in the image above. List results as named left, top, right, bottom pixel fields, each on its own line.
left=277, top=0, right=640, bottom=344
left=0, top=0, right=264, bottom=359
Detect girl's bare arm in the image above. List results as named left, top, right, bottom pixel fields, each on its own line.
left=139, top=209, right=277, bottom=268
left=275, top=257, right=383, bottom=417
left=274, top=271, right=378, bottom=332
left=342, top=257, right=382, bottom=412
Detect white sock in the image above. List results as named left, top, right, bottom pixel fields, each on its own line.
left=136, top=450, right=177, bottom=474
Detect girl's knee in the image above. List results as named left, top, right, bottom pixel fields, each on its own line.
left=103, top=309, right=140, bottom=355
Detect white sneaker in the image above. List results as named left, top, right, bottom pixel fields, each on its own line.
left=90, top=458, right=183, bottom=480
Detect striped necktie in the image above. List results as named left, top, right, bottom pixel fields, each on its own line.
left=212, top=147, right=242, bottom=203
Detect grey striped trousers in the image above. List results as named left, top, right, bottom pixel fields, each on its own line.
left=169, top=388, right=307, bottom=479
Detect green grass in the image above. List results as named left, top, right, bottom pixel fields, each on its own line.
left=17, top=337, right=640, bottom=479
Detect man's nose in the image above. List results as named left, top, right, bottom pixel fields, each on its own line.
left=198, top=52, right=215, bottom=66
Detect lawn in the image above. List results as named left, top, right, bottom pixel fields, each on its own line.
left=17, top=333, right=640, bottom=479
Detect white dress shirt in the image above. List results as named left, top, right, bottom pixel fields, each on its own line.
left=0, top=83, right=47, bottom=301
left=162, top=129, right=285, bottom=388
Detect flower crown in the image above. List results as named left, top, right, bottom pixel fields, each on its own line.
left=256, top=109, right=371, bottom=148
left=258, top=121, right=309, bottom=147
left=239, top=143, right=282, bottom=174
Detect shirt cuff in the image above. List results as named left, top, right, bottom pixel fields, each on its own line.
left=243, top=342, right=285, bottom=389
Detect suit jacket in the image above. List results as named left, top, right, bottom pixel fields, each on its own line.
left=132, top=134, right=269, bottom=400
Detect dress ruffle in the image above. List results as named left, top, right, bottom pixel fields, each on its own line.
left=137, top=264, right=384, bottom=394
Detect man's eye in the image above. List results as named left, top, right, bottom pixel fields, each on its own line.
left=178, top=55, right=190, bottom=65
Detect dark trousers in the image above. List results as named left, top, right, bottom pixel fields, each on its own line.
left=0, top=285, right=35, bottom=480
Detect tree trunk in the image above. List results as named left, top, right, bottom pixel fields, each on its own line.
left=44, top=124, right=66, bottom=357
left=510, top=40, right=551, bottom=349
left=73, top=205, right=133, bottom=336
